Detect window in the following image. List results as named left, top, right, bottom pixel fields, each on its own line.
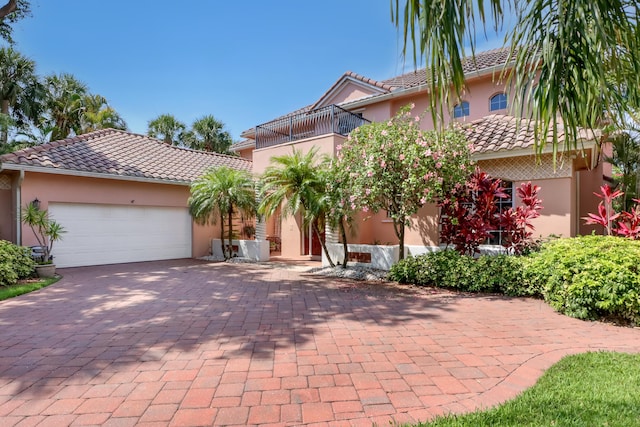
left=453, top=101, right=470, bottom=118
left=487, top=181, right=514, bottom=245
left=490, top=93, right=508, bottom=111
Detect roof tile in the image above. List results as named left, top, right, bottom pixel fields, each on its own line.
left=0, top=129, right=252, bottom=183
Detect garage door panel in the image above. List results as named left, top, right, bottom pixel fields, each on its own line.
left=49, top=203, right=192, bottom=268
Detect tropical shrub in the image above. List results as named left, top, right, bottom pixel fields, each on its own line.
left=439, top=169, right=542, bottom=255
left=0, top=240, right=35, bottom=286
left=583, top=185, right=640, bottom=239
left=388, top=250, right=530, bottom=295
left=523, top=235, right=640, bottom=324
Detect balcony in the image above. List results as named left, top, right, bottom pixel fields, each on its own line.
left=255, top=104, right=370, bottom=149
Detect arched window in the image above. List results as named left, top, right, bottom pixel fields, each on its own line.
left=490, top=93, right=508, bottom=111
left=453, top=101, right=470, bottom=118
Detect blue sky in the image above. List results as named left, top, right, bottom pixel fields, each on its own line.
left=10, top=1, right=504, bottom=140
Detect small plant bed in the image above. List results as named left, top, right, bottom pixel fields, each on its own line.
left=410, top=351, right=640, bottom=426
left=0, top=276, right=61, bottom=301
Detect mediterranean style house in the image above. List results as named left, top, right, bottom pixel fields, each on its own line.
left=231, top=47, right=607, bottom=268
left=0, top=48, right=607, bottom=269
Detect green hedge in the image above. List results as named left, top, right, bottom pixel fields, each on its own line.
left=524, top=235, right=640, bottom=323
left=389, top=236, right=640, bottom=325
left=388, top=250, right=534, bottom=296
left=0, top=240, right=35, bottom=286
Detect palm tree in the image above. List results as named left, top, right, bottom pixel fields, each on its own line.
left=391, top=1, right=640, bottom=158
left=258, top=147, right=335, bottom=267
left=147, top=114, right=186, bottom=145
left=0, top=0, right=30, bottom=43
left=43, top=73, right=88, bottom=141
left=183, top=115, right=233, bottom=154
left=189, top=166, right=257, bottom=260
left=0, top=47, right=40, bottom=144
left=79, top=94, right=127, bottom=134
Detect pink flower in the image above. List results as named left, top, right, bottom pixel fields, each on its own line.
left=380, top=160, right=386, bottom=168
left=367, top=170, right=373, bottom=177
left=420, top=197, right=426, bottom=204
left=349, top=195, right=356, bottom=202
left=362, top=206, right=369, bottom=213
left=415, top=116, right=421, bottom=122
left=381, top=130, right=388, bottom=136
left=424, top=149, right=432, bottom=157
left=336, top=144, right=342, bottom=151
left=410, top=103, right=416, bottom=109
left=399, top=154, right=405, bottom=160
left=365, top=188, right=371, bottom=195
left=387, top=121, right=393, bottom=126
left=460, top=164, right=466, bottom=170
left=436, top=162, right=442, bottom=169
left=351, top=203, right=356, bottom=210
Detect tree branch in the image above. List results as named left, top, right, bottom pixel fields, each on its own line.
left=0, top=0, right=17, bottom=19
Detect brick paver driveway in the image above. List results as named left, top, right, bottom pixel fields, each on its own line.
left=1, top=259, right=639, bottom=426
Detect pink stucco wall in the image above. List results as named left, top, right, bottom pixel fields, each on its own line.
left=321, top=81, right=381, bottom=106
left=18, top=172, right=218, bottom=258
left=0, top=172, right=14, bottom=242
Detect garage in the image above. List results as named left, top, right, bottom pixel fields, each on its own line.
left=49, top=203, right=192, bottom=268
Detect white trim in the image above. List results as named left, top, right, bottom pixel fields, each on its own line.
left=0, top=163, right=191, bottom=186
left=314, top=77, right=388, bottom=110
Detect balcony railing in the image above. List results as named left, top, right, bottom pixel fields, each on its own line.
left=255, top=104, right=370, bottom=149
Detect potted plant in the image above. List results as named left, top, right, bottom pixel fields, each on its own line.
left=21, top=201, right=66, bottom=278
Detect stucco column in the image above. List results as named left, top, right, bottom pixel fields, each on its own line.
left=254, top=190, right=270, bottom=261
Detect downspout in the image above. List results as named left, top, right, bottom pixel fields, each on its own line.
left=16, top=169, right=24, bottom=245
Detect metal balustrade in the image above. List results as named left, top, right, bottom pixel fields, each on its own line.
left=255, top=104, right=370, bottom=149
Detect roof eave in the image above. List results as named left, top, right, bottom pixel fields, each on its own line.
left=472, top=139, right=599, bottom=162
left=0, top=163, right=192, bottom=186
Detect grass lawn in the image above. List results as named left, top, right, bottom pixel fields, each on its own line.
left=0, top=276, right=61, bottom=301
left=415, top=351, right=640, bottom=427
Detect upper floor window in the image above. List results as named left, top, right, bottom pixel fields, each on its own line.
left=453, top=101, right=470, bottom=118
left=490, top=93, right=508, bottom=111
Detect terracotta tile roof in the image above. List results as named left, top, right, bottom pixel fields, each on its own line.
left=0, top=129, right=252, bottom=184
left=382, top=47, right=513, bottom=89
left=467, top=114, right=599, bottom=154
left=230, top=139, right=256, bottom=152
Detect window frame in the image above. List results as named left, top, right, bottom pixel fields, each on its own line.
left=453, top=101, right=470, bottom=118
left=489, top=93, right=508, bottom=112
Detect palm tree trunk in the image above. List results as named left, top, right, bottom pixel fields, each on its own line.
left=228, top=206, right=234, bottom=259
left=312, top=219, right=335, bottom=268
left=220, top=212, right=227, bottom=259
left=339, top=219, right=348, bottom=268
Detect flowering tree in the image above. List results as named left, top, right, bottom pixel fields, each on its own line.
left=335, top=105, right=472, bottom=259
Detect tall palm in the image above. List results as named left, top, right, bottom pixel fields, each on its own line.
left=185, top=115, right=233, bottom=153
left=79, top=94, right=127, bottom=134
left=0, top=47, right=40, bottom=144
left=258, top=147, right=335, bottom=267
left=189, top=166, right=257, bottom=260
left=147, top=114, right=186, bottom=146
left=43, top=73, right=88, bottom=141
left=392, top=1, right=640, bottom=158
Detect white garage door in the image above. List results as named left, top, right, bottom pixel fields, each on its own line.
left=48, top=203, right=192, bottom=268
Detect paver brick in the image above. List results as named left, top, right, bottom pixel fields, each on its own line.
left=0, top=260, right=639, bottom=426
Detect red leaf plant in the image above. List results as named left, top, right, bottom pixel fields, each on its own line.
left=439, top=169, right=542, bottom=255
left=584, top=186, right=640, bottom=239
left=499, top=182, right=543, bottom=254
